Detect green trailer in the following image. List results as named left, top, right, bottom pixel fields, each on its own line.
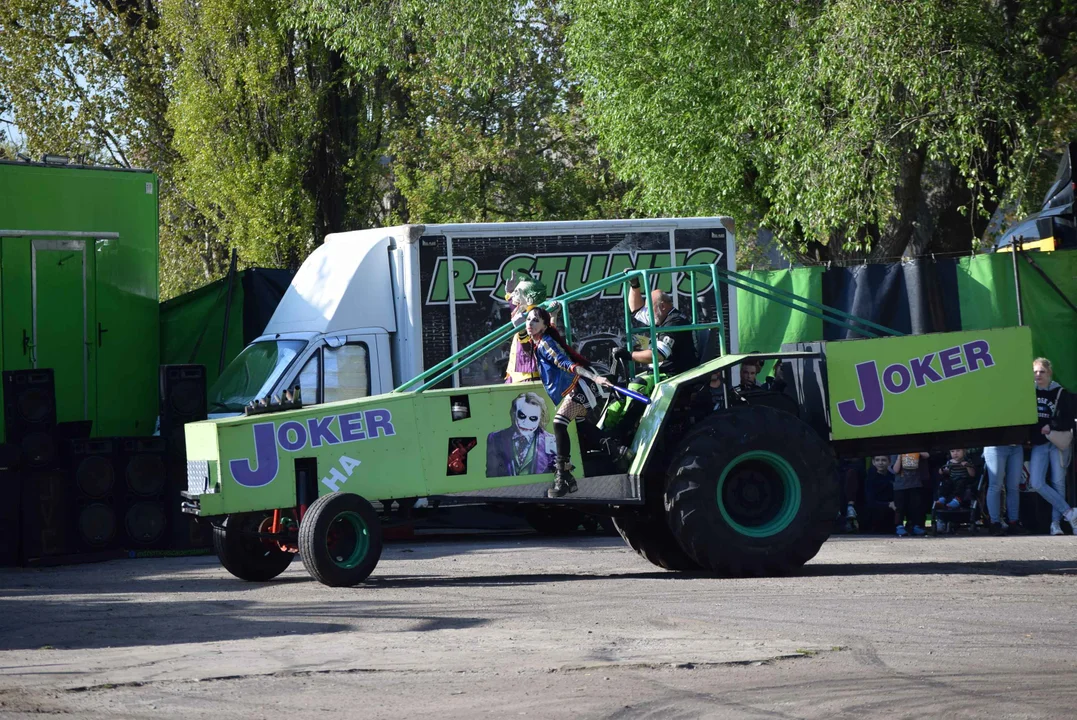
left=181, top=262, right=1037, bottom=586
left=0, top=159, right=160, bottom=438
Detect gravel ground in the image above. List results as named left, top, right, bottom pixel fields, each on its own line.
left=1, top=533, right=1076, bottom=718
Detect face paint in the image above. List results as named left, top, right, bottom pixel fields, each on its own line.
left=513, top=399, right=542, bottom=433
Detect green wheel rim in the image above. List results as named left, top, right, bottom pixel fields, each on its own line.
left=327, top=510, right=370, bottom=569
left=716, top=451, right=801, bottom=538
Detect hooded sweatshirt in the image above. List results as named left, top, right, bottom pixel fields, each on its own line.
left=1031, top=381, right=1075, bottom=446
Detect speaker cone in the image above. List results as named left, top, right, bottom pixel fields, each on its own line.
left=126, top=453, right=166, bottom=496
left=76, top=455, right=115, bottom=498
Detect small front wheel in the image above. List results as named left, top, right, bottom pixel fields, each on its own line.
left=299, top=493, right=383, bottom=587
left=214, top=512, right=295, bottom=582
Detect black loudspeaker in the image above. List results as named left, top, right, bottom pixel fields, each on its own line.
left=1019, top=490, right=1055, bottom=534
left=0, top=444, right=22, bottom=566
left=69, top=438, right=121, bottom=551
left=159, top=365, right=208, bottom=459
left=2, top=370, right=57, bottom=469
left=119, top=437, right=169, bottom=549
left=20, top=468, right=72, bottom=560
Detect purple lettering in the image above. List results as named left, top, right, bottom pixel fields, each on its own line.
left=939, top=346, right=966, bottom=378
left=230, top=422, right=280, bottom=488
left=882, top=363, right=911, bottom=394
left=277, top=421, right=307, bottom=451
left=339, top=412, right=366, bottom=442
left=909, top=353, right=942, bottom=388
left=307, top=416, right=340, bottom=447
left=836, top=361, right=885, bottom=427
left=963, top=340, right=994, bottom=371
left=365, top=409, right=396, bottom=438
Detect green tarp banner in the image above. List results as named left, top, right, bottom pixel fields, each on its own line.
left=957, top=251, right=1077, bottom=390
left=736, top=267, right=824, bottom=375
left=159, top=275, right=245, bottom=391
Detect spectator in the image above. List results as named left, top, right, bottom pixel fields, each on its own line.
left=691, top=371, right=727, bottom=417
left=864, top=456, right=896, bottom=533
left=984, top=442, right=1025, bottom=535
left=838, top=458, right=864, bottom=532
left=933, top=449, right=979, bottom=533
left=891, top=452, right=928, bottom=536
left=736, top=358, right=761, bottom=393
left=1028, top=358, right=1077, bottom=535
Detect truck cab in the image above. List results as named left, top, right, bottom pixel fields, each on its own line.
left=206, top=226, right=423, bottom=416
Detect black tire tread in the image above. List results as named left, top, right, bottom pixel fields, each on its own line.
left=665, top=405, right=837, bottom=577
left=613, top=511, right=701, bottom=572
left=214, top=513, right=294, bottom=582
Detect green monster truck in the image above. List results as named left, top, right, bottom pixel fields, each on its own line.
left=181, top=264, right=1036, bottom=586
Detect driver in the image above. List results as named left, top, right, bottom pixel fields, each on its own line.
left=603, top=276, right=696, bottom=434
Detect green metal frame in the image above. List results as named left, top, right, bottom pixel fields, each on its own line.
left=396, top=263, right=902, bottom=395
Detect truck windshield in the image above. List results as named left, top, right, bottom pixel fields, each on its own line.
left=207, top=340, right=307, bottom=413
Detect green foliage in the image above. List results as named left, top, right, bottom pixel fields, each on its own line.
left=0, top=0, right=169, bottom=167
left=567, top=0, right=1077, bottom=260
left=292, top=0, right=628, bottom=224
left=161, top=0, right=321, bottom=271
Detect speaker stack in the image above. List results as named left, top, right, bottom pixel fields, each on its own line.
left=0, top=443, right=21, bottom=566
left=159, top=365, right=210, bottom=549
left=69, top=438, right=121, bottom=552
left=119, top=437, right=170, bottom=549
left=3, top=370, right=71, bottom=561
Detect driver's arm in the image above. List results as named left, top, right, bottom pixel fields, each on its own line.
left=627, top=276, right=644, bottom=313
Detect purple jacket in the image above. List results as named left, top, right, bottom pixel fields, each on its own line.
left=486, top=427, right=556, bottom=477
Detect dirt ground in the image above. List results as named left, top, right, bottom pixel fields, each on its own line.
left=1, top=533, right=1076, bottom=719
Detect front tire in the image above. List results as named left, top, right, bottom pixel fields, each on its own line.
left=299, top=493, right=383, bottom=587
left=214, top=512, right=295, bottom=582
left=665, top=406, right=837, bottom=577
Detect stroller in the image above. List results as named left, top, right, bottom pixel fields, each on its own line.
left=931, top=461, right=987, bottom=535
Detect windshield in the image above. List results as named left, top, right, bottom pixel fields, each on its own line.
left=207, top=340, right=307, bottom=413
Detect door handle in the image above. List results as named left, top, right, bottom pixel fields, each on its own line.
left=22, top=329, right=36, bottom=364
left=98, top=323, right=108, bottom=347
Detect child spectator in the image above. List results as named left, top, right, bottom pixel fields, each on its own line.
left=933, top=449, right=979, bottom=532
left=838, top=458, right=864, bottom=532
left=864, top=455, right=896, bottom=533
left=890, top=452, right=928, bottom=536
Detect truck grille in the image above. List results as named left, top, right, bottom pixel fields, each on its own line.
left=187, top=460, right=210, bottom=496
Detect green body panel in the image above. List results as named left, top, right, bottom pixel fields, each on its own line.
left=190, top=382, right=583, bottom=516
left=0, top=162, right=159, bottom=437
left=827, top=327, right=1036, bottom=441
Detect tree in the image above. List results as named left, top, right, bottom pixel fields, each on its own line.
left=0, top=1, right=170, bottom=167
left=567, top=0, right=1077, bottom=263
left=292, top=0, right=628, bottom=225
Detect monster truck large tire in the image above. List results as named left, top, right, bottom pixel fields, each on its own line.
left=299, top=492, right=383, bottom=587
left=613, top=511, right=702, bottom=571
left=214, top=512, right=295, bottom=582
left=665, top=405, right=837, bottom=577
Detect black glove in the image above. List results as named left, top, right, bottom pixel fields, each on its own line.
left=612, top=347, right=633, bottom=364
left=628, top=275, right=641, bottom=289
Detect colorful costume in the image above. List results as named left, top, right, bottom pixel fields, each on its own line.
left=504, top=273, right=549, bottom=383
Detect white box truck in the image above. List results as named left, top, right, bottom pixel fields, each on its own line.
left=205, top=218, right=738, bottom=415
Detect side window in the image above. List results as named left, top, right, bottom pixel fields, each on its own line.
left=324, top=343, right=370, bottom=403
left=296, top=352, right=321, bottom=404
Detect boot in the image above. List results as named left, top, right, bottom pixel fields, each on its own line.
left=547, top=457, right=578, bottom=498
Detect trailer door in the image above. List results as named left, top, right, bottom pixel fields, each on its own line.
left=30, top=239, right=96, bottom=424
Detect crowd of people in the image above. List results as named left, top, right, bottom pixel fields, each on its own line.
left=841, top=357, right=1077, bottom=536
